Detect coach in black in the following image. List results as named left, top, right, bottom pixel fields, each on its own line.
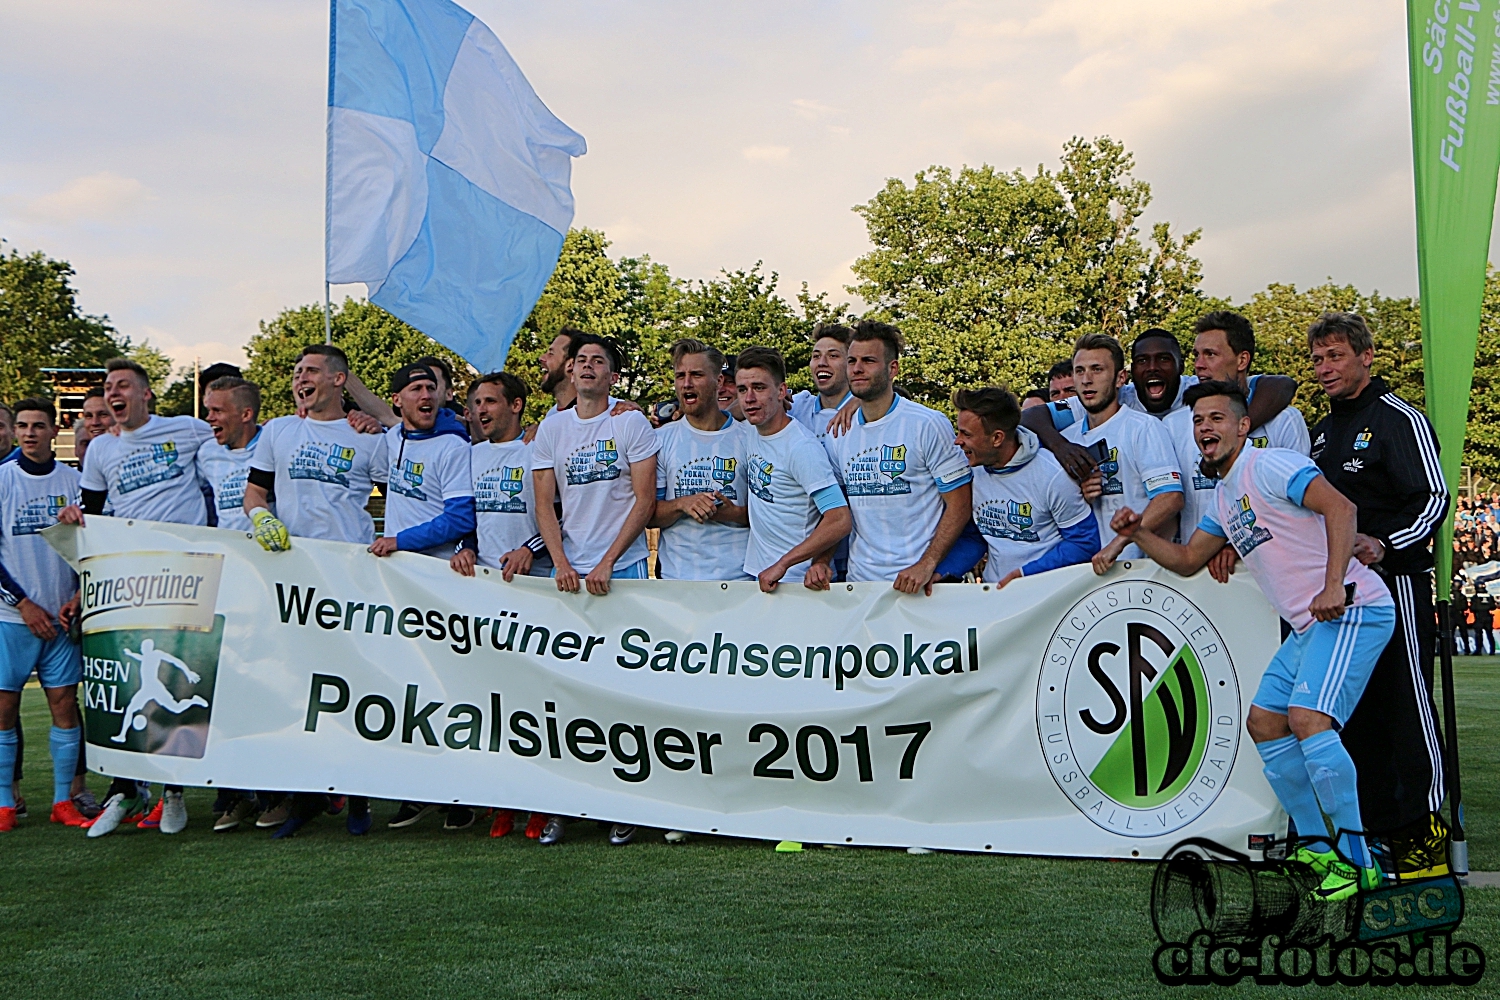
left=1307, top=312, right=1450, bottom=879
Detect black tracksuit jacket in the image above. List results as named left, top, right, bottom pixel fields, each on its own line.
left=1309, top=377, right=1449, bottom=578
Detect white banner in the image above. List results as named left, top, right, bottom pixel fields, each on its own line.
left=48, top=518, right=1285, bottom=858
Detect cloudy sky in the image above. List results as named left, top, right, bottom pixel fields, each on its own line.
left=0, top=0, right=1472, bottom=369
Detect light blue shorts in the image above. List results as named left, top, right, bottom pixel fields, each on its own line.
left=551, top=558, right=649, bottom=581
left=0, top=621, right=82, bottom=691
left=1253, top=603, right=1396, bottom=726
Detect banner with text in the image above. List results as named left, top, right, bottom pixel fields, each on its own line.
left=50, top=518, right=1285, bottom=858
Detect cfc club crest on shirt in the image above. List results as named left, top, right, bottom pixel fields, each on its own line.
left=476, top=466, right=527, bottom=514
left=1226, top=494, right=1274, bottom=557
left=845, top=443, right=913, bottom=496
left=975, top=499, right=1041, bottom=543
left=12, top=494, right=69, bottom=535
left=118, top=443, right=187, bottom=495
left=1098, top=447, right=1123, bottom=497
left=1353, top=429, right=1372, bottom=451
left=392, top=458, right=427, bottom=500
left=747, top=456, right=775, bottom=502
left=565, top=439, right=622, bottom=485
left=290, top=442, right=358, bottom=486
left=712, top=456, right=738, bottom=492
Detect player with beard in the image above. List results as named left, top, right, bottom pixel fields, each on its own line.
left=241, top=344, right=389, bottom=837
left=1119, top=328, right=1299, bottom=420
left=650, top=339, right=750, bottom=584
left=1306, top=312, right=1452, bottom=881
left=455, top=372, right=548, bottom=583
left=1111, top=380, right=1396, bottom=901
left=953, top=387, right=1099, bottom=587
left=371, top=363, right=477, bottom=833
left=59, top=358, right=218, bottom=837
left=1040, top=334, right=1183, bottom=572
left=829, top=322, right=972, bottom=593
left=624, top=339, right=752, bottom=847
left=1168, top=312, right=1310, bottom=566
left=452, top=371, right=556, bottom=840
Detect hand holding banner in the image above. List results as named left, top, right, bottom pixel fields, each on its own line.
left=50, top=518, right=1283, bottom=858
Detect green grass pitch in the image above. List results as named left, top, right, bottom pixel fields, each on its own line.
left=6, top=658, right=1500, bottom=998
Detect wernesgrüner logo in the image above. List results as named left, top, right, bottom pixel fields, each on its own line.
left=1037, top=582, right=1240, bottom=837
left=79, top=551, right=225, bottom=759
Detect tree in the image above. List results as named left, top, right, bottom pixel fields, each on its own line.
left=244, top=299, right=470, bottom=419
left=848, top=137, right=1203, bottom=407
left=0, top=242, right=127, bottom=401
left=503, top=229, right=845, bottom=420
left=1462, top=267, right=1500, bottom=482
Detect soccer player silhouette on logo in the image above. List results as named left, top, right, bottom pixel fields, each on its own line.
left=110, top=639, right=208, bottom=743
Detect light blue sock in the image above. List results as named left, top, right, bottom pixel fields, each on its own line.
left=1301, top=729, right=1370, bottom=869
left=0, top=729, right=16, bottom=809
left=1256, top=735, right=1326, bottom=848
left=49, top=726, right=80, bottom=805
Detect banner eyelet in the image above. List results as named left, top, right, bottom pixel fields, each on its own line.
left=721, top=583, right=728, bottom=590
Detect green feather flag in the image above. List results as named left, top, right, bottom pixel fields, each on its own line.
left=1409, top=0, right=1500, bottom=600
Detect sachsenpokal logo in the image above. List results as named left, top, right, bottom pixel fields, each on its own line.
left=78, top=550, right=225, bottom=759
left=1037, top=581, right=1241, bottom=837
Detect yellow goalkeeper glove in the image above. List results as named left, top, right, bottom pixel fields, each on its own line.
left=249, top=507, right=291, bottom=552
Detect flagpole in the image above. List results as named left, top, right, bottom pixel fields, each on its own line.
left=324, top=0, right=336, bottom=344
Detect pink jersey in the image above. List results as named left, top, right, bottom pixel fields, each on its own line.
left=1199, top=446, right=1392, bottom=633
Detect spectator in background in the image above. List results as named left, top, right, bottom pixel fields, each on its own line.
left=1453, top=583, right=1474, bottom=654
left=0, top=405, right=16, bottom=465
left=1474, top=586, right=1497, bottom=655
left=1047, top=360, right=1075, bottom=402
left=1021, top=389, right=1050, bottom=410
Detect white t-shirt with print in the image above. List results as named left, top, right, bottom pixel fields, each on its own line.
left=0, top=460, right=80, bottom=622
left=198, top=429, right=262, bottom=533
left=1167, top=399, right=1310, bottom=545
left=829, top=396, right=973, bottom=582
left=383, top=426, right=473, bottom=558
left=472, top=438, right=544, bottom=572
left=654, top=416, right=751, bottom=581
left=531, top=400, right=660, bottom=573
left=971, top=432, right=1093, bottom=582
left=80, top=415, right=214, bottom=525
left=1201, top=447, right=1391, bottom=633
left=250, top=415, right=388, bottom=544
left=743, top=419, right=842, bottom=583
left=1053, top=401, right=1183, bottom=559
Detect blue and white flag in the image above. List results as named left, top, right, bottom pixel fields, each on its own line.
left=326, top=0, right=586, bottom=373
